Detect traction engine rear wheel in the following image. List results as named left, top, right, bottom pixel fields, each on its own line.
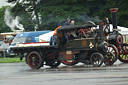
left=27, top=51, right=44, bottom=69
left=118, top=44, right=128, bottom=63
left=90, top=52, right=104, bottom=67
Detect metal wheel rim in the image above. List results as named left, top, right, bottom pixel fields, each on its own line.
left=104, top=52, right=115, bottom=65
left=91, top=53, right=103, bottom=67
left=108, top=44, right=118, bottom=62
left=118, top=44, right=128, bottom=63
left=28, top=54, right=40, bottom=68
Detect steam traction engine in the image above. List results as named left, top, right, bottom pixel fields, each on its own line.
left=103, top=8, right=128, bottom=63
left=57, top=23, right=111, bottom=67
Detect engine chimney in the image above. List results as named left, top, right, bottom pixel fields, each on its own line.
left=110, top=8, right=118, bottom=30
left=99, top=22, right=104, bottom=42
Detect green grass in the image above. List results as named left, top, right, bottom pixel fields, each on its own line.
left=0, top=57, right=25, bottom=63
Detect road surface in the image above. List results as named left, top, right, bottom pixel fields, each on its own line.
left=0, top=60, right=128, bottom=85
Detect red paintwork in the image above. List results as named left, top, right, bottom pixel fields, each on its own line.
left=110, top=8, right=118, bottom=12
left=22, top=42, right=49, bottom=44
left=59, top=51, right=79, bottom=60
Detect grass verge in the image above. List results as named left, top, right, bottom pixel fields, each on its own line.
left=0, top=57, right=25, bottom=63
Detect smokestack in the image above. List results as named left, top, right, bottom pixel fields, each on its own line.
left=99, top=22, right=104, bottom=41
left=110, top=8, right=118, bottom=30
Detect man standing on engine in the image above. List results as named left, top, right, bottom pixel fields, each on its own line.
left=64, top=18, right=71, bottom=25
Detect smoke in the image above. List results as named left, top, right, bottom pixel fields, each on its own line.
left=4, top=8, right=25, bottom=31
left=80, top=14, right=101, bottom=23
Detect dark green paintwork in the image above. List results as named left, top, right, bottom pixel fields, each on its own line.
left=64, top=38, right=96, bottom=49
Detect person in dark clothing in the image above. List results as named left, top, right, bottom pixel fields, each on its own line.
left=50, top=24, right=61, bottom=45
left=64, top=18, right=71, bottom=25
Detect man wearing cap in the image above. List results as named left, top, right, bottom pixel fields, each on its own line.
left=64, top=18, right=71, bottom=25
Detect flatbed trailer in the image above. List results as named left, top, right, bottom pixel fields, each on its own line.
left=11, top=45, right=59, bottom=53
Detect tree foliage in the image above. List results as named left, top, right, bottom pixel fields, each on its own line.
left=2, top=0, right=128, bottom=32
left=0, top=6, right=12, bottom=33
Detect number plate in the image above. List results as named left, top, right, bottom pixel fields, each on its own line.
left=66, top=51, right=72, bottom=54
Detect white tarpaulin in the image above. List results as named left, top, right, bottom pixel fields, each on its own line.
left=109, top=24, right=128, bottom=35
left=109, top=24, right=128, bottom=43
left=39, top=31, right=54, bottom=42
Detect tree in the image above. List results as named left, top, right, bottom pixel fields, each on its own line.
left=7, top=0, right=42, bottom=30
left=0, top=6, right=12, bottom=33
left=90, top=0, right=128, bottom=27
left=7, top=0, right=128, bottom=31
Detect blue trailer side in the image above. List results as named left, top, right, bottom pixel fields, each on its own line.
left=7, top=30, right=51, bottom=56
left=12, top=31, right=51, bottom=44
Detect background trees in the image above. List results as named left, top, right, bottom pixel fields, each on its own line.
left=0, top=0, right=128, bottom=32
left=0, top=6, right=12, bottom=32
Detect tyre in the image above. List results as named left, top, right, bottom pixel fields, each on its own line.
left=45, top=53, right=61, bottom=68
left=46, top=59, right=61, bottom=68
left=27, top=51, right=44, bottom=69
left=90, top=52, right=104, bottom=67
left=104, top=52, right=115, bottom=66
left=107, top=44, right=118, bottom=62
left=118, top=44, right=128, bottom=63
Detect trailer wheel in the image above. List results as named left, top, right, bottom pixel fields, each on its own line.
left=90, top=52, right=104, bottom=67
left=61, top=60, right=78, bottom=66
left=104, top=52, right=115, bottom=66
left=118, top=44, right=128, bottom=63
left=108, top=44, right=118, bottom=62
left=27, top=51, right=44, bottom=69
left=47, top=59, right=61, bottom=68
left=45, top=52, right=61, bottom=68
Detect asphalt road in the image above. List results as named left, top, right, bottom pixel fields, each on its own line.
left=0, top=60, right=128, bottom=85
